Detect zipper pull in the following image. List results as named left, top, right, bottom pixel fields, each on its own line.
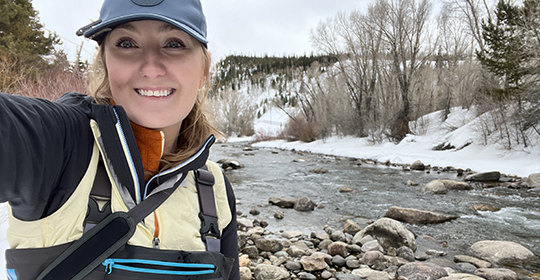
left=153, top=237, right=160, bottom=249
left=103, top=259, right=114, bottom=274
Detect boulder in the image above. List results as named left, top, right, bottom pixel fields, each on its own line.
left=327, top=241, right=348, bottom=257
left=468, top=240, right=536, bottom=265
left=310, top=167, right=328, bottom=174
left=424, top=179, right=473, bottom=194
left=253, top=264, right=289, bottom=280
left=343, top=219, right=362, bottom=235
left=268, top=197, right=296, bottom=208
left=353, top=218, right=416, bottom=251
left=474, top=268, right=517, bottom=280
left=384, top=206, right=458, bottom=224
left=526, top=172, right=540, bottom=188
left=439, top=273, right=485, bottom=280
left=410, top=160, right=426, bottom=170
left=472, top=203, right=500, bottom=212
left=239, top=267, right=252, bottom=280
left=294, top=196, right=316, bottom=211
left=397, top=262, right=448, bottom=279
left=217, top=159, right=245, bottom=169
left=453, top=255, right=491, bottom=268
left=464, top=171, right=501, bottom=182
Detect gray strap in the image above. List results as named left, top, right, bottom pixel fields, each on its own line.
left=195, top=167, right=221, bottom=252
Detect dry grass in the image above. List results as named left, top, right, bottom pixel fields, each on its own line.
left=8, top=69, right=88, bottom=101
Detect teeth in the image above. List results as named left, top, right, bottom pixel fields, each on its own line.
left=137, top=89, right=172, bottom=97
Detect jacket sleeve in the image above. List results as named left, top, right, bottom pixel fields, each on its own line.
left=220, top=173, right=240, bottom=280
left=0, top=92, right=93, bottom=220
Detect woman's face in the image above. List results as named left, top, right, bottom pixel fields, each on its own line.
left=104, top=20, right=207, bottom=138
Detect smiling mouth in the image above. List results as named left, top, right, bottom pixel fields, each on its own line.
left=136, top=89, right=175, bottom=97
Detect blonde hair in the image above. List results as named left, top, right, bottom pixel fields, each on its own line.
left=89, top=42, right=224, bottom=174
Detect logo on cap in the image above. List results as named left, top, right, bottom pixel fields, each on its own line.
left=131, top=0, right=164, bottom=6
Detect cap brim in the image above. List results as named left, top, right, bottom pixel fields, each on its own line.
left=83, top=13, right=208, bottom=45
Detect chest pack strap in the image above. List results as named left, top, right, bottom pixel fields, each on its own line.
left=36, top=164, right=219, bottom=280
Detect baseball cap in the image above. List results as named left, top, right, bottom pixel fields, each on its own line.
left=76, top=0, right=208, bottom=46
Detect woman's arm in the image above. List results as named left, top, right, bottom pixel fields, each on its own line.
left=0, top=92, right=93, bottom=221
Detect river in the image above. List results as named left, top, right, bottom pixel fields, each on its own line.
left=210, top=140, right=540, bottom=272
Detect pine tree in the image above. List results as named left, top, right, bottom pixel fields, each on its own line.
left=476, top=0, right=531, bottom=99
left=0, top=0, right=59, bottom=90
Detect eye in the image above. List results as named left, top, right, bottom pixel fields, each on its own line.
left=165, top=39, right=185, bottom=49
left=115, top=38, right=137, bottom=49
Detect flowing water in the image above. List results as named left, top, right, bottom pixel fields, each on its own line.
left=210, top=141, right=540, bottom=272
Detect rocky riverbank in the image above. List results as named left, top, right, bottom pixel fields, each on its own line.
left=235, top=211, right=539, bottom=280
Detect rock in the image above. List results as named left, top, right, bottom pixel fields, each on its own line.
left=424, top=179, right=473, bottom=194
left=367, top=271, right=393, bottom=280
left=321, top=270, right=333, bottom=279
left=339, top=187, right=354, bottom=193
left=410, top=160, right=426, bottom=170
left=332, top=255, right=346, bottom=267
left=464, top=171, right=501, bottom=182
left=397, top=262, right=448, bottom=279
left=345, top=257, right=360, bottom=269
left=439, top=273, right=485, bottom=280
left=330, top=230, right=347, bottom=242
left=455, top=262, right=477, bottom=274
left=249, top=208, right=260, bottom=215
left=406, top=180, right=419, bottom=186
left=253, top=264, right=289, bottom=280
left=239, top=254, right=251, bottom=267
left=526, top=172, right=540, bottom=188
left=311, top=167, right=329, bottom=174
left=300, top=253, right=329, bottom=271
left=247, top=226, right=265, bottom=236
left=336, top=273, right=362, bottom=280
left=474, top=268, right=517, bottom=280
left=361, top=240, right=384, bottom=253
left=285, top=260, right=302, bottom=271
left=273, top=211, right=284, bottom=219
left=454, top=255, right=492, bottom=268
left=269, top=197, right=296, bottom=208
left=294, top=196, right=316, bottom=211
left=217, top=159, right=245, bottom=169
left=472, top=203, right=500, bottom=212
left=318, top=239, right=332, bottom=250
left=361, top=251, right=385, bottom=266
left=384, top=206, right=458, bottom=224
left=343, top=219, right=362, bottom=235
left=255, top=238, right=283, bottom=253
left=241, top=246, right=259, bottom=259
left=397, top=246, right=415, bottom=262
left=298, top=272, right=317, bottom=280
left=354, top=218, right=416, bottom=251
left=237, top=218, right=254, bottom=229
left=239, top=267, right=252, bottom=280
left=468, top=240, right=536, bottom=265
left=281, top=230, right=303, bottom=239
left=311, top=230, right=330, bottom=240
left=328, top=241, right=348, bottom=257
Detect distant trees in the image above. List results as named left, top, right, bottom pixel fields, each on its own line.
left=0, top=0, right=60, bottom=90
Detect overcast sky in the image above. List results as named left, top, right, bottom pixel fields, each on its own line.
left=32, top=0, right=370, bottom=63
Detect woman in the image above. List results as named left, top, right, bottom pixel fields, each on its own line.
left=0, top=0, right=239, bottom=279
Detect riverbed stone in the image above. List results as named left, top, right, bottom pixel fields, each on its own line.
left=397, top=246, right=415, bottom=262
left=424, top=179, right=473, bottom=194
left=468, top=240, right=536, bottom=265
left=474, top=268, right=517, bottom=280
left=361, top=239, right=384, bottom=253
left=253, top=264, right=289, bottom=280
left=336, top=273, right=362, bottom=280
left=217, top=158, right=245, bottom=169
left=343, top=219, right=362, bottom=235
left=269, top=197, right=296, bottom=208
left=526, top=172, right=540, bottom=188
left=464, top=171, right=501, bottom=181
left=285, top=260, right=302, bottom=271
left=472, top=203, right=500, bottom=212
left=454, top=255, right=492, bottom=268
left=328, top=241, right=348, bottom=257
left=310, top=167, right=329, bottom=174
left=384, top=206, right=458, bottom=224
left=354, top=218, right=417, bottom=251
left=288, top=245, right=308, bottom=258
left=298, top=272, right=318, bottom=280
left=300, top=253, right=329, bottom=271
left=439, top=273, right=485, bottom=280
left=241, top=246, right=259, bottom=259
left=311, top=230, right=330, bottom=240
left=237, top=218, right=254, bottom=229
left=294, top=196, right=316, bottom=211
left=240, top=267, right=252, bottom=280
left=255, top=238, right=283, bottom=253
left=455, top=262, right=477, bottom=274
left=332, top=255, right=346, bottom=267
left=411, top=160, right=426, bottom=170
left=361, top=250, right=385, bottom=266
left=397, top=261, right=448, bottom=279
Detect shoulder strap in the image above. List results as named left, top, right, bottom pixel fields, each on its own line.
left=36, top=171, right=189, bottom=280
left=195, top=166, right=221, bottom=252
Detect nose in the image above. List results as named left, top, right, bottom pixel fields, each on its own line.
left=139, top=50, right=166, bottom=78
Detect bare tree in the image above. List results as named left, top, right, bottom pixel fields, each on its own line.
left=369, top=0, right=433, bottom=141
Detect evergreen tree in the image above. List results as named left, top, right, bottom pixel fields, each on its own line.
left=477, top=0, right=532, bottom=99
left=0, top=0, right=59, bottom=89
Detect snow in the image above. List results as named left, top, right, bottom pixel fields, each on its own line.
left=249, top=105, right=540, bottom=178
left=0, top=105, right=538, bottom=278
